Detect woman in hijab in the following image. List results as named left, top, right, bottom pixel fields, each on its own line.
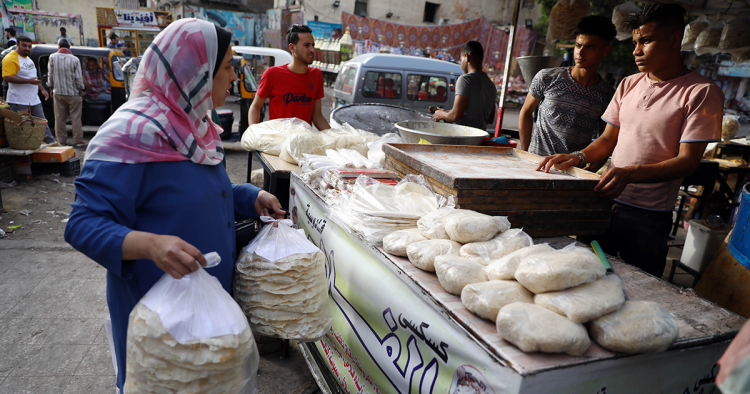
left=64, top=19, right=284, bottom=391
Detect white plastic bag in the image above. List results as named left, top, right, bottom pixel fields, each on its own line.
left=497, top=302, right=591, bottom=356
left=514, top=244, right=605, bottom=294
left=484, top=243, right=555, bottom=280
left=682, top=15, right=709, bottom=49
left=588, top=301, right=679, bottom=354
left=694, top=20, right=725, bottom=56
left=234, top=217, right=333, bottom=341
left=125, top=253, right=258, bottom=394
left=546, top=0, right=591, bottom=42
left=723, top=115, right=741, bottom=141
left=719, top=15, right=750, bottom=55
left=280, top=131, right=336, bottom=165
left=534, top=275, right=625, bottom=323
left=241, top=117, right=312, bottom=156
left=383, top=228, right=427, bottom=257
left=461, top=280, right=533, bottom=322
left=406, top=239, right=462, bottom=272
left=612, top=2, right=640, bottom=41
left=434, top=255, right=488, bottom=295
left=417, top=207, right=458, bottom=240
left=460, top=228, right=531, bottom=264
left=367, top=133, right=402, bottom=168
left=445, top=212, right=510, bottom=244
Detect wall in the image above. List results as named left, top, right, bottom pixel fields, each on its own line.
left=36, top=0, right=114, bottom=45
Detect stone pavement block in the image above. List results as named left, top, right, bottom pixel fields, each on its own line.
left=74, top=344, right=116, bottom=376
left=0, top=279, right=41, bottom=299
left=0, top=298, right=22, bottom=319
left=0, top=376, right=71, bottom=394
left=63, top=376, right=117, bottom=394
left=60, top=287, right=108, bottom=319
left=27, top=275, right=88, bottom=300
left=89, top=265, right=107, bottom=281
left=29, top=318, right=103, bottom=346
left=0, top=343, right=28, bottom=377
left=11, top=344, right=89, bottom=376
left=0, top=250, right=28, bottom=265
left=2, top=294, right=73, bottom=320
left=93, top=325, right=107, bottom=345
left=0, top=317, right=53, bottom=345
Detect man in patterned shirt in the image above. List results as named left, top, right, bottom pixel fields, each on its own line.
left=519, top=15, right=616, bottom=164
left=83, top=57, right=109, bottom=102
left=48, top=38, right=84, bottom=146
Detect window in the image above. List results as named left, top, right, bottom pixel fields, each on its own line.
left=354, top=0, right=368, bottom=17
left=242, top=64, right=258, bottom=93
left=522, top=0, right=535, bottom=8
left=406, top=74, right=448, bottom=102
left=334, top=65, right=357, bottom=94
left=424, top=2, right=439, bottom=23
left=362, top=71, right=402, bottom=99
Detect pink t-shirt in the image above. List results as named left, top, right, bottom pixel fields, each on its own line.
left=601, top=71, right=723, bottom=211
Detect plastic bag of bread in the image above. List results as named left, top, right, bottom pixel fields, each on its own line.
left=234, top=217, right=332, bottom=341
left=589, top=301, right=679, bottom=354
left=241, top=117, right=311, bottom=156
left=280, top=131, right=336, bottom=164
left=125, top=253, right=259, bottom=394
left=496, top=302, right=591, bottom=356
left=461, top=280, right=533, bottom=322
left=445, top=211, right=510, bottom=244
left=546, top=0, right=590, bottom=42
left=406, top=239, right=461, bottom=272
left=383, top=228, right=427, bottom=257
left=434, top=255, right=488, bottom=295
left=417, top=207, right=459, bottom=239
left=723, top=115, right=740, bottom=141
left=694, top=20, right=725, bottom=56
left=682, top=15, right=709, bottom=49
left=514, top=244, right=606, bottom=294
left=534, top=275, right=625, bottom=323
left=719, top=15, right=750, bottom=55
left=612, top=2, right=640, bottom=41
left=484, top=243, right=555, bottom=280
left=460, top=228, right=532, bottom=264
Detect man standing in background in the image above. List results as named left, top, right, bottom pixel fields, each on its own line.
left=4, top=28, right=16, bottom=48
left=55, top=27, right=73, bottom=46
left=2, top=36, right=54, bottom=143
left=48, top=38, right=85, bottom=146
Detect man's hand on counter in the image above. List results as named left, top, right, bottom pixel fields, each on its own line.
left=536, top=153, right=580, bottom=173
left=594, top=167, right=633, bottom=200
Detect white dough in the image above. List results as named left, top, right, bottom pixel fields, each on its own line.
left=434, top=255, right=488, bottom=295
left=484, top=243, right=555, bottom=280
left=406, top=239, right=461, bottom=272
left=417, top=208, right=457, bottom=239
left=496, top=302, right=591, bottom=357
left=589, top=301, right=679, bottom=354
left=445, top=212, right=501, bottom=244
left=461, top=229, right=532, bottom=264
left=534, top=275, right=625, bottom=323
left=383, top=228, right=428, bottom=256
left=461, top=280, right=533, bottom=322
left=514, top=246, right=606, bottom=293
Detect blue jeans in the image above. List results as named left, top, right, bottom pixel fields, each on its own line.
left=87, top=93, right=111, bottom=102
left=9, top=102, right=54, bottom=142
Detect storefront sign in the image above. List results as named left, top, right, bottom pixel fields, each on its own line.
left=114, top=9, right=158, bottom=30
left=307, top=20, right=342, bottom=39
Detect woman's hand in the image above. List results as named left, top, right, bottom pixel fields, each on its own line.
left=255, top=190, right=286, bottom=219
left=122, top=231, right=206, bottom=279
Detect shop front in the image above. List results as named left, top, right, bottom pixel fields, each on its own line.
left=96, top=7, right=172, bottom=56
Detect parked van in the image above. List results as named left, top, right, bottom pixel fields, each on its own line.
left=333, top=53, right=463, bottom=113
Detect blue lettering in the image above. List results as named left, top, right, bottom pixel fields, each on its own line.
left=283, top=92, right=313, bottom=105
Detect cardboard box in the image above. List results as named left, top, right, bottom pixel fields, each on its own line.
left=32, top=146, right=75, bottom=163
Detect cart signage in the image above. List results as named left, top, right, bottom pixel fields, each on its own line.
left=114, top=9, right=158, bottom=30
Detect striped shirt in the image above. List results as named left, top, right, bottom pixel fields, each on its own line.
left=48, top=52, right=84, bottom=96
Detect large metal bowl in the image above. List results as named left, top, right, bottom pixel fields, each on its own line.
left=395, top=121, right=488, bottom=145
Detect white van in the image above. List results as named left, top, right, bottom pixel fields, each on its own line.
left=332, top=54, right=464, bottom=113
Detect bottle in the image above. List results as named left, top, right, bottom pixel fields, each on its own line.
left=340, top=28, right=353, bottom=62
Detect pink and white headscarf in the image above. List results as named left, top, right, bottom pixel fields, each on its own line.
left=85, top=18, right=224, bottom=165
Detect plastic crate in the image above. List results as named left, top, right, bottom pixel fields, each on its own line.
left=31, top=157, right=81, bottom=177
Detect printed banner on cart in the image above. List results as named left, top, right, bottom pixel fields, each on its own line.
left=341, top=12, right=536, bottom=68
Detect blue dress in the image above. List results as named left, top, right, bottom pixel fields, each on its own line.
left=64, top=159, right=260, bottom=391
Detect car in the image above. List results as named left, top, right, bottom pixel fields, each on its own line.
left=332, top=53, right=464, bottom=113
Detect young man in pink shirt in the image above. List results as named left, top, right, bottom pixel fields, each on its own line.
left=537, top=3, right=724, bottom=278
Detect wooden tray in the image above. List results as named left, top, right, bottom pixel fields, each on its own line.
left=383, top=143, right=613, bottom=237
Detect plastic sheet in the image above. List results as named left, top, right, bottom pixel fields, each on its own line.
left=546, top=0, right=591, bottom=42
left=367, top=133, right=402, bottom=168
left=588, top=300, right=679, bottom=354
left=417, top=207, right=458, bottom=240
left=723, top=115, right=741, bottom=141
left=484, top=243, right=555, bottom=280
left=534, top=275, right=625, bottom=323
left=694, top=20, right=725, bottom=56
left=383, top=228, right=427, bottom=257
left=234, top=217, right=332, bottom=341
left=612, top=2, right=640, bottom=41
left=461, top=280, right=533, bottom=322
left=125, top=255, right=258, bottom=394
left=719, top=15, right=750, bottom=55
left=445, top=212, right=511, bottom=244
left=433, top=255, right=488, bottom=296
left=496, top=302, right=591, bottom=356
left=514, top=244, right=606, bottom=294
left=406, top=239, right=462, bottom=272
left=279, top=123, right=378, bottom=165
left=459, top=228, right=531, bottom=264
left=682, top=15, right=709, bottom=49
left=241, top=117, right=312, bottom=156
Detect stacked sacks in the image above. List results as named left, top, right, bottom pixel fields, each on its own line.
left=234, top=218, right=333, bottom=341
left=125, top=254, right=258, bottom=394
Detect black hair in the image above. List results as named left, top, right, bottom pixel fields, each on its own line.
left=572, top=15, right=617, bottom=43
left=627, top=3, right=686, bottom=33
left=60, top=27, right=66, bottom=32
left=333, top=28, right=342, bottom=34
left=109, top=32, right=118, bottom=40
left=461, top=40, right=484, bottom=64
left=17, top=36, right=31, bottom=44
left=214, top=25, right=232, bottom=78
left=4, top=28, right=15, bottom=37
left=58, top=38, right=70, bottom=48
left=286, top=24, right=313, bottom=46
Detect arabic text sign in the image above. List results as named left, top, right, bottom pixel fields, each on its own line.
left=115, top=9, right=158, bottom=29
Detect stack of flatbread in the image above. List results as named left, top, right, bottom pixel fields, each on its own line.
left=124, top=303, right=256, bottom=394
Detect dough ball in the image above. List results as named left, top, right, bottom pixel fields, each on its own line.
left=484, top=243, right=555, bottom=280
left=383, top=228, right=428, bottom=257
left=461, top=280, right=533, bottom=322
left=445, top=212, right=501, bottom=244
left=514, top=246, right=606, bottom=293
left=534, top=275, right=625, bottom=323
left=461, top=229, right=533, bottom=264
left=588, top=301, right=679, bottom=354
left=417, top=208, right=458, bottom=240
left=434, top=255, right=488, bottom=295
left=406, top=239, right=462, bottom=272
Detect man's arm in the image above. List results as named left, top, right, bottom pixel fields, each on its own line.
left=312, top=99, right=330, bottom=131
left=3, top=75, right=38, bottom=84
left=433, top=94, right=468, bottom=123
left=518, top=93, right=540, bottom=151
left=537, top=122, right=620, bottom=172
left=248, top=94, right=267, bottom=125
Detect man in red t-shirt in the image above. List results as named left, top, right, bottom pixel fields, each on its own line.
left=249, top=24, right=330, bottom=130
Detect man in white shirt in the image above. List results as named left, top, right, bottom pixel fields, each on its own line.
left=2, top=36, right=53, bottom=143
left=55, top=27, right=73, bottom=46
left=5, top=28, right=16, bottom=49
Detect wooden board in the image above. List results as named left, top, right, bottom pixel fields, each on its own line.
left=259, top=152, right=301, bottom=173
left=695, top=232, right=750, bottom=318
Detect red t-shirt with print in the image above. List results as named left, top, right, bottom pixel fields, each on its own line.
left=256, top=65, right=325, bottom=124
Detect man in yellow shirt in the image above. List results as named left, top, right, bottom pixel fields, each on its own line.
left=2, top=36, right=53, bottom=143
